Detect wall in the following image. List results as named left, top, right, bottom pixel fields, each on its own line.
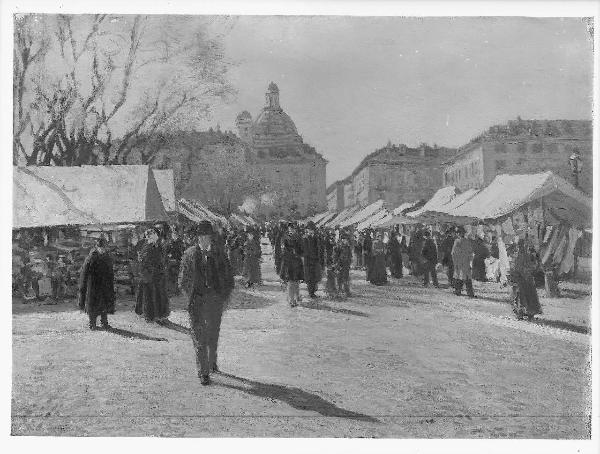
left=353, top=167, right=371, bottom=207
left=442, top=145, right=485, bottom=190
left=364, top=162, right=444, bottom=207
left=485, top=138, right=592, bottom=193
left=253, top=160, right=327, bottom=216
left=344, top=181, right=355, bottom=208
left=327, top=189, right=337, bottom=212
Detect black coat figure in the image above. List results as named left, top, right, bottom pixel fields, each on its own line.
left=302, top=233, right=323, bottom=297
left=135, top=242, right=170, bottom=321
left=362, top=233, right=373, bottom=281
left=387, top=234, right=403, bottom=278
left=179, top=238, right=234, bottom=383
left=279, top=233, right=304, bottom=281
left=421, top=235, right=439, bottom=287
left=78, top=246, right=116, bottom=329
left=440, top=232, right=456, bottom=286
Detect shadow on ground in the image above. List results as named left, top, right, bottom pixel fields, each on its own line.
left=105, top=326, right=168, bottom=342
left=530, top=318, right=589, bottom=334
left=218, top=373, right=379, bottom=423
left=298, top=300, right=369, bottom=317
left=157, top=319, right=191, bottom=335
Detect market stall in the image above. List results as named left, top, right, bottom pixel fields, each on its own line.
left=13, top=165, right=171, bottom=300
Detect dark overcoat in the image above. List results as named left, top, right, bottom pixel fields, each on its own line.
left=510, top=250, right=542, bottom=316
left=178, top=244, right=235, bottom=308
left=369, top=239, right=388, bottom=285
left=135, top=242, right=170, bottom=321
left=302, top=234, right=322, bottom=284
left=387, top=235, right=403, bottom=278
left=78, top=249, right=116, bottom=317
left=279, top=233, right=304, bottom=282
left=243, top=238, right=262, bottom=284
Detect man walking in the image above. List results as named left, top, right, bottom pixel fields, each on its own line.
left=302, top=221, right=323, bottom=298
left=179, top=221, right=235, bottom=385
left=440, top=227, right=456, bottom=286
left=421, top=230, right=439, bottom=287
left=451, top=227, right=475, bottom=298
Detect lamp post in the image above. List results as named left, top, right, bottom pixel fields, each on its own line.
left=568, top=150, right=583, bottom=188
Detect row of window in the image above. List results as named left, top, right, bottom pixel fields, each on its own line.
left=445, top=160, right=481, bottom=185
left=494, top=142, right=558, bottom=154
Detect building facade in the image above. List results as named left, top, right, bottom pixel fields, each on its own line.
left=332, top=143, right=456, bottom=211
left=443, top=119, right=592, bottom=194
left=326, top=180, right=346, bottom=212
left=236, top=82, right=328, bottom=217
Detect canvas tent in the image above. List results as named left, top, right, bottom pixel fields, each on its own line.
left=393, top=200, right=423, bottom=215
left=318, top=211, right=341, bottom=227
left=408, top=187, right=479, bottom=223
left=356, top=209, right=391, bottom=230
left=310, top=211, right=330, bottom=225
left=340, top=200, right=386, bottom=228
left=448, top=172, right=592, bottom=227
left=178, top=198, right=228, bottom=225
left=320, top=205, right=361, bottom=227
left=373, top=212, right=421, bottom=228
left=152, top=169, right=177, bottom=213
left=13, top=165, right=169, bottom=229
left=230, top=213, right=257, bottom=227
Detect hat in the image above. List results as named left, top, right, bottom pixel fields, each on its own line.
left=197, top=221, right=214, bottom=235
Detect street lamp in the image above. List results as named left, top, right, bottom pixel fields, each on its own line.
left=568, top=150, right=583, bottom=188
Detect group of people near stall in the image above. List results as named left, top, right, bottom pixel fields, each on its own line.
left=263, top=218, right=555, bottom=322
left=268, top=221, right=353, bottom=306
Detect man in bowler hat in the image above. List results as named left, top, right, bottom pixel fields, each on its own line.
left=179, top=221, right=234, bottom=385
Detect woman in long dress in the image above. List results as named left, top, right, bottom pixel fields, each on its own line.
left=279, top=224, right=304, bottom=307
left=387, top=230, right=403, bottom=278
left=369, top=233, right=388, bottom=285
left=509, top=239, right=542, bottom=321
left=243, top=232, right=262, bottom=288
left=135, top=228, right=170, bottom=322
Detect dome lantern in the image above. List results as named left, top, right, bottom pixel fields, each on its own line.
left=265, top=82, right=280, bottom=109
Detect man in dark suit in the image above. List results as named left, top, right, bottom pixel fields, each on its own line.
left=421, top=230, right=439, bottom=288
left=179, top=221, right=234, bottom=385
left=302, top=221, right=323, bottom=298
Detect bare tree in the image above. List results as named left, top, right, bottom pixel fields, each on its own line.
left=13, top=14, right=234, bottom=166
left=13, top=14, right=51, bottom=164
left=178, top=141, right=271, bottom=216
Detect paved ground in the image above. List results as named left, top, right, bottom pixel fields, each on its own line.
left=12, top=242, right=591, bottom=438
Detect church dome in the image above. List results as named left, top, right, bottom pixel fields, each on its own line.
left=251, top=83, right=303, bottom=153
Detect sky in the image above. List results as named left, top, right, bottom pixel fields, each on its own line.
left=196, top=16, right=594, bottom=185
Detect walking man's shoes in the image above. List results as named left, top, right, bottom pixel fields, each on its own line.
left=200, top=374, right=211, bottom=386
left=211, top=364, right=220, bottom=373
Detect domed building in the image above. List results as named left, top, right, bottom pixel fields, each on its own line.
left=236, top=82, right=327, bottom=217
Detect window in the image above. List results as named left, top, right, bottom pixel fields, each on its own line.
left=517, top=142, right=527, bottom=154
left=495, top=143, right=507, bottom=153
left=496, top=160, right=506, bottom=171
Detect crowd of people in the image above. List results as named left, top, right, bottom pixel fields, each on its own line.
left=263, top=220, right=545, bottom=321
left=15, top=216, right=551, bottom=385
